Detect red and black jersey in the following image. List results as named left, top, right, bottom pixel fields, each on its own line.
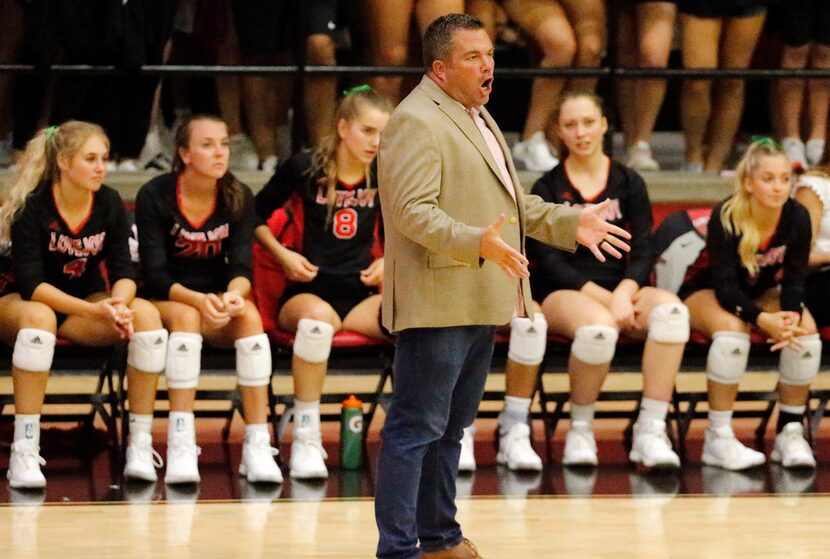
left=11, top=183, right=134, bottom=300
left=255, top=151, right=381, bottom=276
left=679, top=198, right=811, bottom=324
left=0, top=241, right=16, bottom=297
left=528, top=160, right=655, bottom=296
left=135, top=173, right=257, bottom=299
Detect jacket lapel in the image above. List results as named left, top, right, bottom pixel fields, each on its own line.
left=419, top=77, right=514, bottom=196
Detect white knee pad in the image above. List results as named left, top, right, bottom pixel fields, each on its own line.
left=571, top=325, right=618, bottom=365
left=127, top=329, right=168, bottom=373
left=293, top=319, right=334, bottom=363
left=165, top=332, right=202, bottom=389
left=235, top=333, right=272, bottom=387
left=508, top=315, right=548, bottom=366
left=779, top=334, right=822, bottom=387
left=706, top=331, right=750, bottom=385
left=647, top=303, right=690, bottom=344
left=12, top=328, right=56, bottom=372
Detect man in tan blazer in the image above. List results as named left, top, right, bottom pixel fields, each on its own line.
left=374, top=13, right=630, bottom=559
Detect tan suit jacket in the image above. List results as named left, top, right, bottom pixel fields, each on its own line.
left=378, top=76, right=581, bottom=332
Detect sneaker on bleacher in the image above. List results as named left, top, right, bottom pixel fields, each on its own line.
left=240, top=430, right=283, bottom=483
left=229, top=133, right=260, bottom=171
left=625, top=141, right=660, bottom=172
left=629, top=419, right=680, bottom=469
left=7, top=440, right=46, bottom=489
left=144, top=152, right=173, bottom=171
left=562, top=422, right=598, bottom=466
left=512, top=131, right=559, bottom=172
left=806, top=138, right=826, bottom=167
left=289, top=429, right=328, bottom=479
left=261, top=154, right=278, bottom=173
left=680, top=161, right=703, bottom=173
left=781, top=137, right=807, bottom=170
left=458, top=426, right=477, bottom=473
left=771, top=423, right=816, bottom=469
left=124, top=432, right=163, bottom=482
left=117, top=158, right=141, bottom=172
left=701, top=427, right=765, bottom=471
left=164, top=433, right=201, bottom=484
left=497, top=423, right=542, bottom=472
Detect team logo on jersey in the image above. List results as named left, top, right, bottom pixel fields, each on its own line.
left=172, top=222, right=230, bottom=258
left=315, top=186, right=378, bottom=209
left=49, top=232, right=106, bottom=257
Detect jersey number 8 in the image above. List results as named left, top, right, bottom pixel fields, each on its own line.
left=333, top=208, right=358, bottom=240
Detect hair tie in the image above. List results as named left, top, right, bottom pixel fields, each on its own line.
left=45, top=125, right=59, bottom=143
left=342, top=84, right=372, bottom=97
left=749, top=135, right=779, bottom=149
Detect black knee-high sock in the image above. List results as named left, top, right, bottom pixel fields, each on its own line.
left=777, top=410, right=804, bottom=433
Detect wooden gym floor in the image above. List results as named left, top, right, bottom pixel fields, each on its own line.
left=3, top=371, right=830, bottom=556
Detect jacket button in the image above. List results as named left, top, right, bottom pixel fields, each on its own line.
left=509, top=216, right=517, bottom=224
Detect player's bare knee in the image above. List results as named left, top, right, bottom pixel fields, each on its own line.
left=21, top=303, right=57, bottom=333
left=167, top=304, right=202, bottom=332
left=129, top=298, right=162, bottom=329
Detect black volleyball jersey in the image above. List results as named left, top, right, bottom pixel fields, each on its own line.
left=11, top=183, right=134, bottom=300
left=0, top=240, right=15, bottom=297
left=528, top=160, right=654, bottom=293
left=255, top=151, right=381, bottom=275
left=135, top=173, right=257, bottom=299
left=680, top=198, right=811, bottom=324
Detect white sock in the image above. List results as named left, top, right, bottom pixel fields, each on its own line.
left=779, top=404, right=806, bottom=415
left=168, top=411, right=195, bottom=442
left=570, top=403, right=595, bottom=429
left=294, top=399, right=320, bottom=433
left=129, top=414, right=153, bottom=438
left=708, top=409, right=733, bottom=432
left=499, top=395, right=532, bottom=436
left=637, top=397, right=669, bottom=425
left=245, top=423, right=269, bottom=440
left=14, top=414, right=40, bottom=445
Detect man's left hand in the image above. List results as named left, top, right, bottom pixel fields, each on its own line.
left=575, top=200, right=632, bottom=262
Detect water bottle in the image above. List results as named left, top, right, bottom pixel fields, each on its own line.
left=340, top=394, right=364, bottom=469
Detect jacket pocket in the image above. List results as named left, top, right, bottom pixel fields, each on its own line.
left=428, top=253, right=467, bottom=269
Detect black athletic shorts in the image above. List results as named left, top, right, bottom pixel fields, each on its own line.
left=301, top=0, right=340, bottom=35
left=281, top=271, right=378, bottom=320
left=233, top=0, right=292, bottom=60
left=805, top=268, right=830, bottom=328
left=679, top=0, right=767, bottom=18
left=773, top=0, right=830, bottom=47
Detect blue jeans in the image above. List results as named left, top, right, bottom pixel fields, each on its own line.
left=375, top=325, right=496, bottom=559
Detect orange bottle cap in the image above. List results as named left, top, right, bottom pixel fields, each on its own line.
left=343, top=394, right=363, bottom=408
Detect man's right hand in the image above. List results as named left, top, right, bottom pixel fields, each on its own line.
left=279, top=249, right=319, bottom=282
left=480, top=214, right=529, bottom=279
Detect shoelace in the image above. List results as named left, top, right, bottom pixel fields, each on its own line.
left=17, top=450, right=46, bottom=469
left=170, top=443, right=201, bottom=458
left=141, top=447, right=165, bottom=469
left=248, top=440, right=280, bottom=458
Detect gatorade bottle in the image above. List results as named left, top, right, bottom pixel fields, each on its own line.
left=340, top=395, right=364, bottom=469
